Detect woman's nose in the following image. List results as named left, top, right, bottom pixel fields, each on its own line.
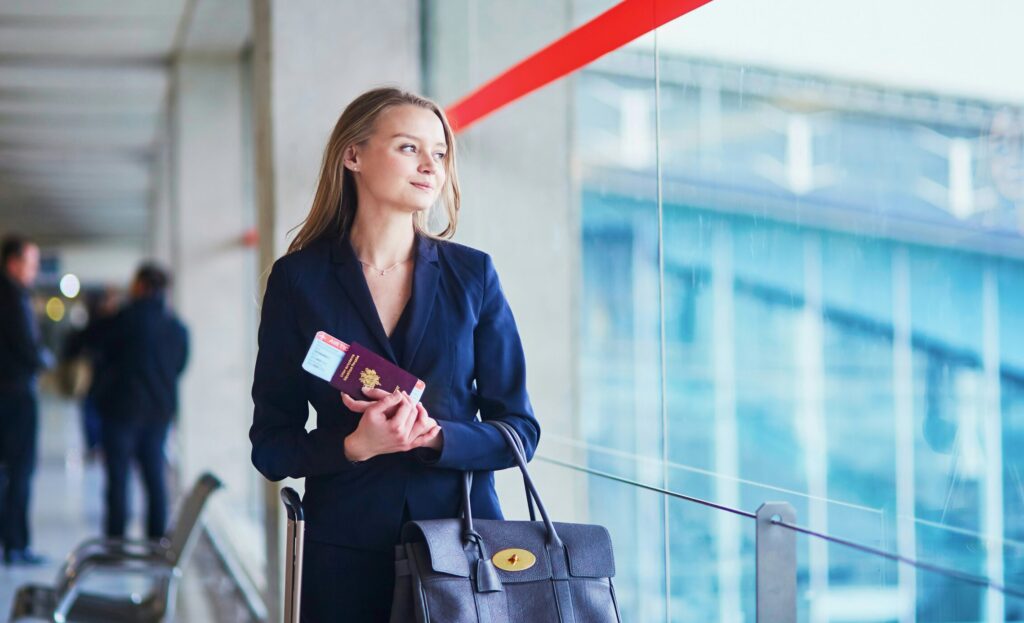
left=418, top=154, right=435, bottom=173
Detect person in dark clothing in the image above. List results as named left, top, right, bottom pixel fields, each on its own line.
left=62, top=289, right=120, bottom=458
left=89, top=263, right=188, bottom=539
left=0, top=234, right=48, bottom=565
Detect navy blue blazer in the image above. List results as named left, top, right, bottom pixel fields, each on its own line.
left=249, top=231, right=540, bottom=550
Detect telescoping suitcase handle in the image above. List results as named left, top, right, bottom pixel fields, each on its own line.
left=281, top=487, right=304, bottom=623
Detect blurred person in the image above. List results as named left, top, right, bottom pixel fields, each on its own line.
left=250, top=88, right=538, bottom=621
left=61, top=288, right=121, bottom=460
left=0, top=234, right=48, bottom=565
left=89, top=264, right=188, bottom=539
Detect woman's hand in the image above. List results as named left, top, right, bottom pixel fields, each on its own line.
left=341, top=388, right=442, bottom=461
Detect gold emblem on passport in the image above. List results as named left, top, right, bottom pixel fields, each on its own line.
left=359, top=368, right=381, bottom=391
left=492, top=548, right=536, bottom=572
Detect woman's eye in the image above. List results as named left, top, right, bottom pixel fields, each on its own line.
left=433, top=152, right=446, bottom=161
left=401, top=144, right=416, bottom=152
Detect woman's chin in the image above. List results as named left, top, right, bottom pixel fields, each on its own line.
left=381, top=202, right=429, bottom=216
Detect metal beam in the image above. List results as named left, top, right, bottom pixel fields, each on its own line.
left=757, top=502, right=797, bottom=623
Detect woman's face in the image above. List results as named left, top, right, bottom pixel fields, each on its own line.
left=347, top=104, right=448, bottom=215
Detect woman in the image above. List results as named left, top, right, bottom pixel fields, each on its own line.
left=249, top=87, right=540, bottom=622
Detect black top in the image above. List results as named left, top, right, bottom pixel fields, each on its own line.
left=385, top=282, right=416, bottom=530
left=386, top=290, right=414, bottom=365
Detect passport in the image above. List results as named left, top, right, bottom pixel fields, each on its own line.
left=301, top=331, right=425, bottom=405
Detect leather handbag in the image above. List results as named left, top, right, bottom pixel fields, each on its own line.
left=389, top=420, right=622, bottom=622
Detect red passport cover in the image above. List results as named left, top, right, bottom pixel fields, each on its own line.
left=301, top=331, right=426, bottom=404
left=331, top=342, right=425, bottom=402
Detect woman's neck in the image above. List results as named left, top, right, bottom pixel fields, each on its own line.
left=348, top=213, right=416, bottom=268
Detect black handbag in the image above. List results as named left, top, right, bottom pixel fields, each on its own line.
left=389, top=420, right=622, bottom=622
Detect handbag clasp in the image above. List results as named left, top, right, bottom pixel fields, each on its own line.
left=492, top=548, right=537, bottom=572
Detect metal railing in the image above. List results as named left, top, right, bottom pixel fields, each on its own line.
left=537, top=455, right=1024, bottom=622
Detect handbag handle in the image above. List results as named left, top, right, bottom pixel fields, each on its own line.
left=462, top=420, right=562, bottom=548
left=468, top=423, right=536, bottom=522
left=503, top=426, right=538, bottom=522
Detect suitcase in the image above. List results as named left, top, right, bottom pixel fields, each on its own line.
left=280, top=487, right=305, bottom=623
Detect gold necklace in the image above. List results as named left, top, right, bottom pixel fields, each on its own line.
left=357, top=257, right=410, bottom=276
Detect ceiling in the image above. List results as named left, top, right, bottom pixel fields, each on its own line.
left=0, top=0, right=249, bottom=249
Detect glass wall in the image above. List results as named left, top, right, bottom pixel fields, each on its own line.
left=427, top=0, right=1024, bottom=621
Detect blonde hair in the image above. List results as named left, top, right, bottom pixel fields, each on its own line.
left=287, top=87, right=461, bottom=254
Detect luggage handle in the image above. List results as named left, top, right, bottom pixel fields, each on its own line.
left=280, top=487, right=304, bottom=623
left=281, top=487, right=304, bottom=521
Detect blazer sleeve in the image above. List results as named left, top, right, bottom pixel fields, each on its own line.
left=425, top=253, right=541, bottom=471
left=249, top=260, right=357, bottom=481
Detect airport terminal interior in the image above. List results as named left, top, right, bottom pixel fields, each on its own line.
left=0, top=0, right=1022, bottom=621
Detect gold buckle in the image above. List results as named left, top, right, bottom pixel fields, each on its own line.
left=492, top=548, right=537, bottom=572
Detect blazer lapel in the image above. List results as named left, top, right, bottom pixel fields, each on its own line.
left=399, top=233, right=440, bottom=371
left=330, top=234, right=397, bottom=363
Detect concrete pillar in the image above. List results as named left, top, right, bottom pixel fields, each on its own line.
left=251, top=2, right=421, bottom=616
left=892, top=246, right=918, bottom=622
left=981, top=267, right=1004, bottom=623
left=170, top=54, right=257, bottom=571
left=712, top=226, right=742, bottom=622
left=799, top=235, right=830, bottom=623
left=149, top=127, right=174, bottom=267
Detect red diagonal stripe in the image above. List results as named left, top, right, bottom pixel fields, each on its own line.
left=446, top=0, right=714, bottom=133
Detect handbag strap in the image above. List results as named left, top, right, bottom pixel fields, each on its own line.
left=459, top=420, right=562, bottom=545
left=460, top=471, right=480, bottom=542
left=484, top=420, right=563, bottom=548
left=507, top=425, right=537, bottom=522
left=459, top=471, right=503, bottom=594
left=480, top=420, right=537, bottom=522
left=458, top=421, right=534, bottom=540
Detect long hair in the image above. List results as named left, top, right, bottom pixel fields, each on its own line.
left=287, top=87, right=461, bottom=254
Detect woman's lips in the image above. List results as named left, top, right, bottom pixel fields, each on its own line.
left=411, top=182, right=433, bottom=191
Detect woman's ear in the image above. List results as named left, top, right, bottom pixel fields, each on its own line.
left=343, top=145, right=360, bottom=172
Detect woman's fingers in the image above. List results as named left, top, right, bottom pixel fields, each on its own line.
left=407, top=403, right=435, bottom=439
left=392, top=392, right=418, bottom=440
left=346, top=387, right=409, bottom=415
left=347, top=387, right=435, bottom=452
left=411, top=425, right=441, bottom=448
left=415, top=403, right=438, bottom=431
left=361, top=387, right=392, bottom=400
left=340, top=392, right=373, bottom=413
left=341, top=387, right=393, bottom=410
left=366, top=389, right=405, bottom=419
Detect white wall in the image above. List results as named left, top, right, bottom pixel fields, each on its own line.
left=54, top=243, right=147, bottom=287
